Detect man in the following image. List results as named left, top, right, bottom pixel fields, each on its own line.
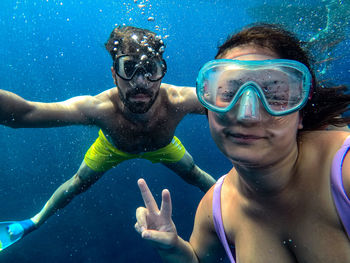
left=0, top=26, right=215, bottom=246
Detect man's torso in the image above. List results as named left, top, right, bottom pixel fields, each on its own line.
left=93, top=87, right=188, bottom=153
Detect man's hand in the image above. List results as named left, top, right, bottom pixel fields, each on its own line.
left=135, top=178, right=178, bottom=250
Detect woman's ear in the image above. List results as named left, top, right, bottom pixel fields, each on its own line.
left=298, top=114, right=303, bottom=130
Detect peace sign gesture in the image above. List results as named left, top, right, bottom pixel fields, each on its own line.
left=135, top=178, right=178, bottom=249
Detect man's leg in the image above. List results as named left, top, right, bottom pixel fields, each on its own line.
left=162, top=151, right=216, bottom=193
left=31, top=161, right=105, bottom=227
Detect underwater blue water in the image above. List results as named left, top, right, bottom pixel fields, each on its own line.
left=0, top=0, right=349, bottom=262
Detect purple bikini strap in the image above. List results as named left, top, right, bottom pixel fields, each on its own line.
left=331, top=135, right=350, bottom=239
left=213, top=175, right=236, bottom=263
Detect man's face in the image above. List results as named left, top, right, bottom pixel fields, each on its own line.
left=111, top=32, right=166, bottom=114
left=112, top=56, right=163, bottom=114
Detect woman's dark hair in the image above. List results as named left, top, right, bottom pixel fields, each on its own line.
left=105, top=26, right=165, bottom=60
left=216, top=23, right=350, bottom=131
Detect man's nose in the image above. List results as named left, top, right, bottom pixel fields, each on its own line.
left=235, top=89, right=262, bottom=122
left=131, top=68, right=149, bottom=84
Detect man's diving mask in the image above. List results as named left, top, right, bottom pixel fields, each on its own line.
left=196, top=59, right=312, bottom=116
left=114, top=54, right=167, bottom=82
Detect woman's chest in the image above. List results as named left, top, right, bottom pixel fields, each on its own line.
left=221, top=186, right=350, bottom=263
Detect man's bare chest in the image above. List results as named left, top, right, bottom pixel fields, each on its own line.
left=99, top=114, right=181, bottom=153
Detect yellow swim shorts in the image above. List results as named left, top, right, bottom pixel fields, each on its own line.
left=84, top=130, right=186, bottom=172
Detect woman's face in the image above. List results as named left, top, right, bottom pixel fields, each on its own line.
left=208, top=45, right=303, bottom=167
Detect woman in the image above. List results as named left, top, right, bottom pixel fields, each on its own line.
left=135, top=24, right=350, bottom=262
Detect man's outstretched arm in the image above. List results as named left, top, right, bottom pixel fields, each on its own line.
left=0, top=89, right=100, bottom=128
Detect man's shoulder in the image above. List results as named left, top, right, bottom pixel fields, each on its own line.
left=161, top=83, right=195, bottom=95
left=160, top=83, right=180, bottom=99
left=92, top=88, right=118, bottom=105
left=160, top=83, right=205, bottom=115
left=88, top=88, right=119, bottom=113
left=94, top=87, right=117, bottom=101
left=161, top=83, right=196, bottom=105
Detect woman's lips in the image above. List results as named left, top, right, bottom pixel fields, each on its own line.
left=226, top=132, right=264, bottom=143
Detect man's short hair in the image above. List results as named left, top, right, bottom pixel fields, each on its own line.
left=105, top=26, right=165, bottom=60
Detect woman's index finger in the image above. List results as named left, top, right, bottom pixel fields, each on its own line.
left=137, top=178, right=159, bottom=213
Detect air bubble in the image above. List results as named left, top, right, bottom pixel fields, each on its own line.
left=131, top=34, right=138, bottom=41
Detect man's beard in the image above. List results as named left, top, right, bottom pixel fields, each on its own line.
left=119, top=87, right=159, bottom=114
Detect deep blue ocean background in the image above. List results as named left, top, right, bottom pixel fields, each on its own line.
left=0, top=0, right=349, bottom=262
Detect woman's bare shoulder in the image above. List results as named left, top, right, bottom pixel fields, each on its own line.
left=300, top=130, right=350, bottom=151
left=298, top=131, right=350, bottom=173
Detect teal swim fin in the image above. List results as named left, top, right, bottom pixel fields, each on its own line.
left=0, top=219, right=36, bottom=251
left=0, top=221, right=23, bottom=251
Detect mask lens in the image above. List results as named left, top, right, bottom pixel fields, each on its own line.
left=261, top=68, right=304, bottom=113
left=216, top=73, right=242, bottom=107
left=114, top=55, right=166, bottom=81
left=144, top=58, right=166, bottom=81
left=196, top=59, right=311, bottom=115
left=114, top=56, right=138, bottom=80
left=123, top=60, right=137, bottom=79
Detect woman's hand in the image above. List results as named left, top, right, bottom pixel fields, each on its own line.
left=135, top=178, right=178, bottom=250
